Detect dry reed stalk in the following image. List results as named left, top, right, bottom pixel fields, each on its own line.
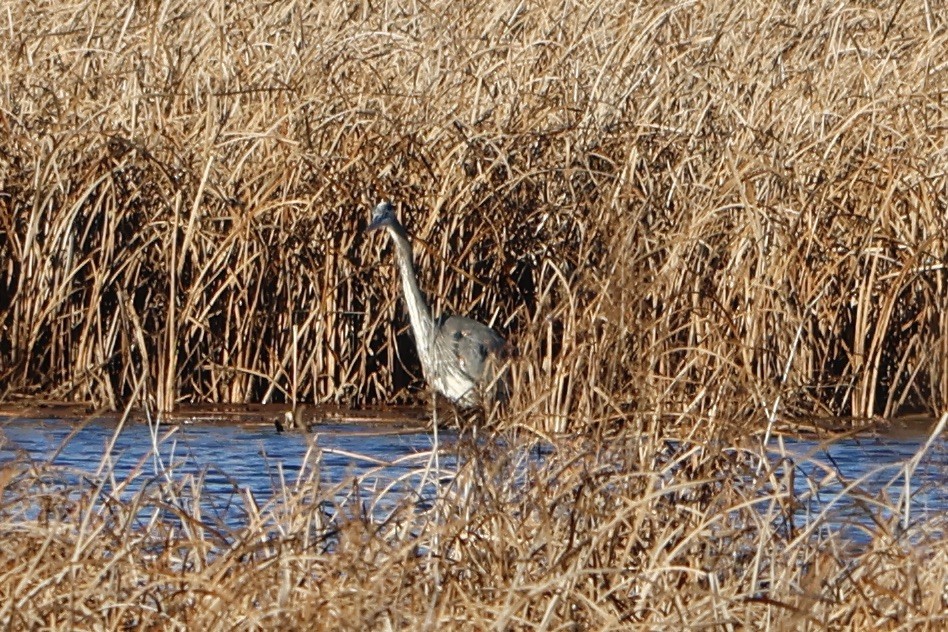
left=0, top=417, right=945, bottom=629
left=0, top=0, right=945, bottom=431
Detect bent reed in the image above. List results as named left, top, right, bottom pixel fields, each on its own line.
left=0, top=416, right=945, bottom=629
left=1, top=2, right=947, bottom=629
left=1, top=0, right=946, bottom=427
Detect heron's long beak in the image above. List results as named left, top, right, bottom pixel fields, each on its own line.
left=366, top=216, right=385, bottom=233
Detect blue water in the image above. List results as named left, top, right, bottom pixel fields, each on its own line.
left=775, top=434, right=946, bottom=541
left=1, top=417, right=944, bottom=543
left=0, top=418, right=457, bottom=530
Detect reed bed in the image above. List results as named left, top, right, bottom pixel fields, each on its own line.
left=1, top=0, right=946, bottom=427
left=2, top=3, right=947, bottom=627
left=0, top=416, right=945, bottom=630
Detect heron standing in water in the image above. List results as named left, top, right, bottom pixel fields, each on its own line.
left=366, top=201, right=508, bottom=408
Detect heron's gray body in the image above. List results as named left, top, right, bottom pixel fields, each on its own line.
left=429, top=314, right=507, bottom=407
left=367, top=201, right=507, bottom=408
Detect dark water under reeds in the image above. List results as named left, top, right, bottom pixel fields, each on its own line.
left=1, top=413, right=945, bottom=544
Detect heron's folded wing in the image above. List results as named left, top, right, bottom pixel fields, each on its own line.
left=438, top=316, right=505, bottom=380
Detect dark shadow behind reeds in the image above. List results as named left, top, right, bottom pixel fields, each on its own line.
left=2, top=0, right=947, bottom=428
left=2, top=5, right=947, bottom=628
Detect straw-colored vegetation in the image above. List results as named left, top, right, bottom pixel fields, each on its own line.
left=1, top=418, right=946, bottom=630
left=1, top=0, right=947, bottom=629
left=2, top=0, right=946, bottom=425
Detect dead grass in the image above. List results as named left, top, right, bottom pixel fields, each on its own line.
left=0, top=0, right=945, bottom=428
left=0, top=4, right=946, bottom=625
left=0, top=415, right=945, bottom=630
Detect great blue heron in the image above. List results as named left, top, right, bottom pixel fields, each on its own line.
left=367, top=201, right=508, bottom=408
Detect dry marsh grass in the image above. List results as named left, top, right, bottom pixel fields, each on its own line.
left=0, top=416, right=945, bottom=630
left=2, top=3, right=947, bottom=628
left=0, top=0, right=946, bottom=429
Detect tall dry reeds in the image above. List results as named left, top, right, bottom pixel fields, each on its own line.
left=1, top=0, right=946, bottom=427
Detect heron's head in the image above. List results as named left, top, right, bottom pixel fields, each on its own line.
left=366, top=201, right=396, bottom=233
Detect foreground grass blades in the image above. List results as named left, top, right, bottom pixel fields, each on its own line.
left=1, top=0, right=947, bottom=425
left=0, top=418, right=945, bottom=630
left=1, top=3, right=946, bottom=627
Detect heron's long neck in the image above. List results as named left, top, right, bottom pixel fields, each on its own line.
left=388, top=226, right=434, bottom=372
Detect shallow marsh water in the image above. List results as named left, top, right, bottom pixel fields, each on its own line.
left=0, top=414, right=459, bottom=529
left=0, top=411, right=944, bottom=543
